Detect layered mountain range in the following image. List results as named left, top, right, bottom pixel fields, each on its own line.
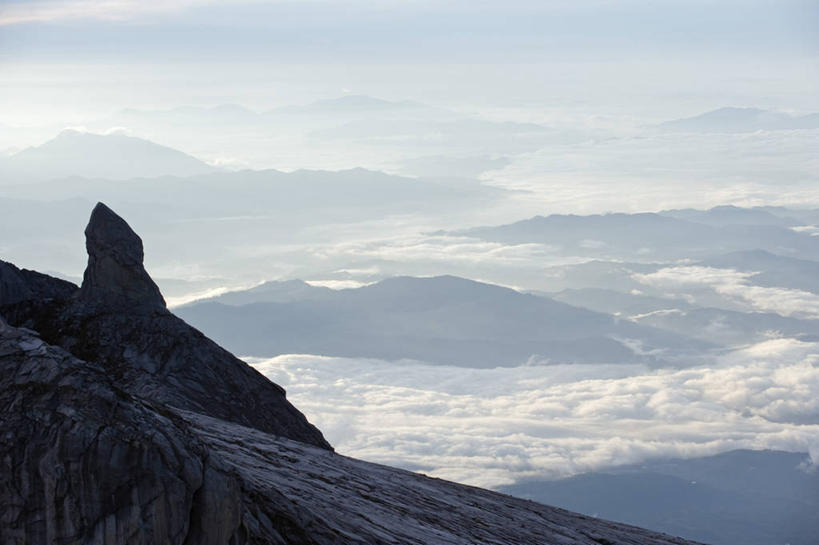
left=0, top=203, right=701, bottom=544
left=176, top=276, right=709, bottom=367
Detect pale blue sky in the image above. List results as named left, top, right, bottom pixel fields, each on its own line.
left=1, top=0, right=816, bottom=62
left=0, top=0, right=816, bottom=128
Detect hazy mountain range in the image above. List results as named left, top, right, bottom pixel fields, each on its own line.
left=1, top=112, right=817, bottom=545
left=0, top=129, right=216, bottom=182
left=177, top=275, right=710, bottom=366
left=0, top=203, right=704, bottom=544
left=0, top=146, right=502, bottom=275
left=4, top=0, right=817, bottom=541
left=457, top=211, right=819, bottom=261
left=657, top=107, right=819, bottom=133
left=103, top=94, right=562, bottom=172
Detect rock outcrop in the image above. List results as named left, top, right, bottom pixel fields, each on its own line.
left=0, top=260, right=76, bottom=305
left=0, top=202, right=329, bottom=450
left=0, top=202, right=705, bottom=545
left=0, top=315, right=702, bottom=545
left=0, top=316, right=243, bottom=545
left=78, top=201, right=166, bottom=311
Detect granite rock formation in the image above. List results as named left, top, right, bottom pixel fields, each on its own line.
left=0, top=316, right=243, bottom=545
left=0, top=203, right=329, bottom=450
left=78, top=201, right=166, bottom=310
left=0, top=260, right=75, bottom=305
left=0, top=203, right=704, bottom=545
left=0, top=315, right=702, bottom=545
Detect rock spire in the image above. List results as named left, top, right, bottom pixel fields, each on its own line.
left=78, top=202, right=165, bottom=310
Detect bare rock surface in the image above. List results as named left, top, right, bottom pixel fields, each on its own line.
left=0, top=203, right=329, bottom=450
left=0, top=318, right=703, bottom=545
left=0, top=203, right=705, bottom=544
left=0, top=260, right=76, bottom=305
left=78, top=201, right=166, bottom=311
left=184, top=410, right=706, bottom=545
left=0, top=317, right=242, bottom=545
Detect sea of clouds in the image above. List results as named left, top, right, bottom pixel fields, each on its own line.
left=486, top=129, right=819, bottom=215
left=635, top=266, right=819, bottom=319
left=248, top=337, right=819, bottom=489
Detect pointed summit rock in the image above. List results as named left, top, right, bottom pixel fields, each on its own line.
left=0, top=205, right=703, bottom=545
left=79, top=202, right=165, bottom=310
left=0, top=203, right=331, bottom=450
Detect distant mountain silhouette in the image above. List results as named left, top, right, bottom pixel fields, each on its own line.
left=198, top=279, right=334, bottom=306
left=458, top=212, right=819, bottom=260
left=548, top=288, right=694, bottom=316
left=0, top=130, right=215, bottom=182
left=0, top=202, right=704, bottom=545
left=0, top=167, right=504, bottom=279
left=696, top=249, right=819, bottom=293
left=631, top=306, right=819, bottom=348
left=657, top=107, right=819, bottom=133
left=660, top=205, right=800, bottom=227
left=2, top=166, right=499, bottom=220
left=177, top=275, right=710, bottom=367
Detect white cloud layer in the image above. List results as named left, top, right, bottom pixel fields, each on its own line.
left=314, top=234, right=562, bottom=267
left=248, top=337, right=819, bottom=489
left=486, top=129, right=819, bottom=215
left=635, top=266, right=819, bottom=319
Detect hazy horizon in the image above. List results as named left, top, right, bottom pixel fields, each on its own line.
left=2, top=2, right=818, bottom=544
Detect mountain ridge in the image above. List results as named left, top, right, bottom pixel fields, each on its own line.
left=0, top=202, right=705, bottom=544
left=0, top=130, right=215, bottom=182
left=0, top=202, right=330, bottom=449
left=657, top=107, right=819, bottom=133
left=177, top=274, right=711, bottom=367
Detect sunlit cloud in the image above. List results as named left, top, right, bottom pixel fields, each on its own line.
left=165, top=280, right=265, bottom=308
left=314, top=234, right=563, bottom=266
left=248, top=337, right=819, bottom=488
left=635, top=266, right=819, bottom=319
left=305, top=279, right=373, bottom=289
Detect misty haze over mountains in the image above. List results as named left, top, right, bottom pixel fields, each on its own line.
left=176, top=275, right=710, bottom=367
left=2, top=1, right=818, bottom=538
left=0, top=129, right=217, bottom=181
left=657, top=107, right=819, bottom=133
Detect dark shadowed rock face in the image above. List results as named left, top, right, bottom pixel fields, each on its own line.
left=0, top=202, right=704, bottom=545
left=0, top=261, right=76, bottom=305
left=0, top=317, right=703, bottom=545
left=0, top=317, right=240, bottom=545
left=0, top=202, right=330, bottom=450
left=79, top=202, right=166, bottom=311
left=0, top=317, right=275, bottom=545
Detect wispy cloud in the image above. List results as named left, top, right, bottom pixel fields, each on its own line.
left=0, top=0, right=188, bottom=25
left=164, top=280, right=266, bottom=308
left=487, top=129, right=819, bottom=214
left=635, top=266, right=819, bottom=319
